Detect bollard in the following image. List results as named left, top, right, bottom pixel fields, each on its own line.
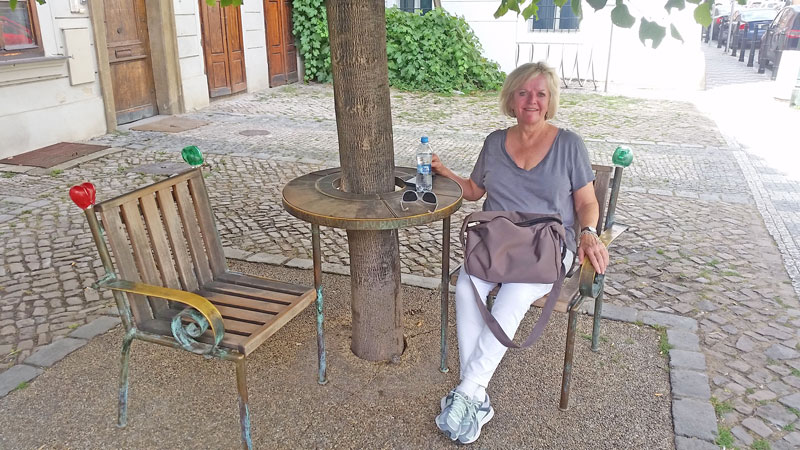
left=731, top=30, right=738, bottom=57
left=739, top=27, right=747, bottom=62
left=747, top=37, right=756, bottom=68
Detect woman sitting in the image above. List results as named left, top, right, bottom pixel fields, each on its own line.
left=431, top=62, right=609, bottom=444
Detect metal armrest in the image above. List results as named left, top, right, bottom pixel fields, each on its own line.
left=578, top=229, right=615, bottom=298
left=100, top=279, right=225, bottom=352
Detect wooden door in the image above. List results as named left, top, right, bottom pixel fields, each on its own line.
left=264, top=0, right=298, bottom=87
left=199, top=1, right=247, bottom=98
left=105, top=0, right=158, bottom=125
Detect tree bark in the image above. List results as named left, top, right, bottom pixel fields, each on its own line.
left=326, top=0, right=404, bottom=361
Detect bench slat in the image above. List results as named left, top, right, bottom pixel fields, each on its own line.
left=216, top=271, right=312, bottom=296
left=100, top=207, right=154, bottom=322
left=156, top=187, right=199, bottom=293
left=188, top=175, right=227, bottom=277
left=120, top=201, right=170, bottom=317
left=174, top=180, right=213, bottom=286
left=203, top=280, right=304, bottom=305
left=198, top=289, right=287, bottom=315
left=140, top=194, right=182, bottom=291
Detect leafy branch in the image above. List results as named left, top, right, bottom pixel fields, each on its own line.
left=493, top=0, right=746, bottom=48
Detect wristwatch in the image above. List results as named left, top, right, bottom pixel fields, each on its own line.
left=580, top=226, right=598, bottom=237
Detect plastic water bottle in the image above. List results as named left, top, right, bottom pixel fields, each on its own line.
left=416, top=136, right=433, bottom=193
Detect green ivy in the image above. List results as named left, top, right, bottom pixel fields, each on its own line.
left=292, top=0, right=333, bottom=83
left=291, top=3, right=504, bottom=92
left=385, top=8, right=504, bottom=93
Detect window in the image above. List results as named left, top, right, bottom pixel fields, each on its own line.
left=530, top=0, right=580, bottom=32
left=0, top=0, right=43, bottom=59
left=398, top=0, right=432, bottom=15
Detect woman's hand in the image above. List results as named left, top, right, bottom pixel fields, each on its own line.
left=431, top=153, right=448, bottom=176
left=578, top=232, right=609, bottom=275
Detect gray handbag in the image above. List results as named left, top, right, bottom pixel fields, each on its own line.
left=460, top=211, right=567, bottom=348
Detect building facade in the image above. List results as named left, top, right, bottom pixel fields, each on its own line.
left=0, top=0, right=298, bottom=160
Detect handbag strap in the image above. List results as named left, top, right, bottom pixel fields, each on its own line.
left=467, top=252, right=566, bottom=349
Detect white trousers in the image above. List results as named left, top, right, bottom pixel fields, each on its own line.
left=455, top=250, right=573, bottom=388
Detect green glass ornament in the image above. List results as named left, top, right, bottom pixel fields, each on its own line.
left=181, top=146, right=204, bottom=167
left=612, top=146, right=633, bottom=167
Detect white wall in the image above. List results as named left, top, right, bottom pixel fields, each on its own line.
left=173, top=0, right=210, bottom=112
left=0, top=0, right=106, bottom=159
left=442, top=0, right=706, bottom=90
left=242, top=0, right=270, bottom=92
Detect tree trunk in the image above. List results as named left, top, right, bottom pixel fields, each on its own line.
left=326, top=0, right=404, bottom=361
left=434, top=0, right=442, bottom=8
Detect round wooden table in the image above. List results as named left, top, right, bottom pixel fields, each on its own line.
left=282, top=167, right=462, bottom=372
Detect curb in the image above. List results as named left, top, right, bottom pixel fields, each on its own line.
left=0, top=316, right=121, bottom=398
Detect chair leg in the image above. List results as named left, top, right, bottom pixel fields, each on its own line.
left=559, top=308, right=579, bottom=411
left=235, top=358, right=253, bottom=450
left=311, top=224, right=328, bottom=385
left=117, top=334, right=133, bottom=428
left=592, top=291, right=604, bottom=352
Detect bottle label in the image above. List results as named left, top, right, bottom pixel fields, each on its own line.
left=418, top=163, right=431, bottom=174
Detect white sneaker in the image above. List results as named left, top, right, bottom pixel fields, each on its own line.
left=457, top=394, right=495, bottom=444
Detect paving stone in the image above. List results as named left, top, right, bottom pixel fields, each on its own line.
left=765, top=344, right=799, bottom=360
left=778, top=392, right=800, bottom=410
left=598, top=303, right=638, bottom=323
left=735, top=335, right=756, bottom=352
left=672, top=398, right=718, bottom=441
left=673, top=436, right=718, bottom=450
left=748, top=390, right=777, bottom=402
left=285, top=258, right=313, bottom=270
left=784, top=431, right=800, bottom=446
left=222, top=247, right=253, bottom=261
left=0, top=364, right=43, bottom=397
left=671, top=369, right=711, bottom=400
left=667, top=329, right=700, bottom=352
left=669, top=349, right=707, bottom=371
left=730, top=425, right=754, bottom=446
left=756, top=402, right=797, bottom=428
left=642, top=311, right=697, bottom=332
left=245, top=252, right=289, bottom=265
left=23, top=338, right=86, bottom=368
left=68, top=316, right=120, bottom=340
left=742, top=417, right=774, bottom=438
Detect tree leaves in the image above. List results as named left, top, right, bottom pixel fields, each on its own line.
left=494, top=2, right=509, bottom=19
left=639, top=18, right=667, bottom=48
left=586, top=0, right=608, bottom=11
left=693, top=1, right=712, bottom=27
left=522, top=2, right=540, bottom=20
left=670, top=24, right=684, bottom=42
left=571, top=0, right=582, bottom=19
left=611, top=4, right=636, bottom=28
left=664, top=0, right=685, bottom=13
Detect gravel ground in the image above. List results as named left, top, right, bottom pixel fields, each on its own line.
left=0, top=262, right=672, bottom=449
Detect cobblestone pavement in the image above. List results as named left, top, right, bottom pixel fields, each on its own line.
left=2, top=52, right=800, bottom=448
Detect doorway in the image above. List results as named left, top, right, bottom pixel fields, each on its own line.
left=199, top=0, right=247, bottom=98
left=104, top=0, right=158, bottom=125
left=264, top=0, right=298, bottom=87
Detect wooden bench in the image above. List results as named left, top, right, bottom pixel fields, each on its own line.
left=70, top=166, right=326, bottom=450
left=443, top=163, right=628, bottom=411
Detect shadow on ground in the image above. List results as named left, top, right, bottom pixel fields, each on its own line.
left=0, top=262, right=673, bottom=449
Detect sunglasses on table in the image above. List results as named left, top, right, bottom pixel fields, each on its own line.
left=400, top=190, right=438, bottom=212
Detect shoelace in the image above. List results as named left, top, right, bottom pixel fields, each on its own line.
left=460, top=398, right=480, bottom=428
left=446, top=392, right=471, bottom=427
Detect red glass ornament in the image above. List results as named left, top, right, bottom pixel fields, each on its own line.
left=69, top=182, right=96, bottom=210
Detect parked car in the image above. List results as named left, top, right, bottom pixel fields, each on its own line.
left=759, top=5, right=800, bottom=70
left=722, top=8, right=778, bottom=49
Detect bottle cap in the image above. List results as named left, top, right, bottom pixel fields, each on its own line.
left=421, top=136, right=429, bottom=144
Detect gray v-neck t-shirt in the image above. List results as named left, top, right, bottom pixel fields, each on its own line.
left=469, top=127, right=595, bottom=252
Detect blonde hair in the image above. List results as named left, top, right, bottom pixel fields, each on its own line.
left=499, top=62, right=560, bottom=121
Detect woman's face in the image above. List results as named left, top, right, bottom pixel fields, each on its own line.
left=510, top=74, right=550, bottom=126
